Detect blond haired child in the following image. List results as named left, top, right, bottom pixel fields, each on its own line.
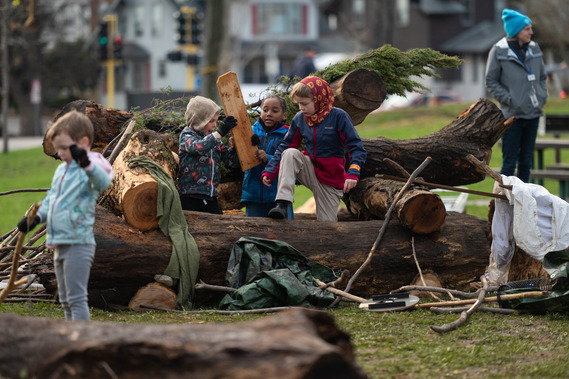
left=17, top=110, right=113, bottom=321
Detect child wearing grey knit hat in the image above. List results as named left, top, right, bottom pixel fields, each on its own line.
left=178, top=96, right=240, bottom=213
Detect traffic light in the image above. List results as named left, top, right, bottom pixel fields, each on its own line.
left=186, top=54, right=200, bottom=65
left=175, top=11, right=187, bottom=45
left=190, top=14, right=202, bottom=45
left=167, top=51, right=183, bottom=62
left=113, top=35, right=122, bottom=60
left=98, top=22, right=108, bottom=61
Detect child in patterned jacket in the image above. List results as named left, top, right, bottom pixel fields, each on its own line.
left=177, top=96, right=240, bottom=214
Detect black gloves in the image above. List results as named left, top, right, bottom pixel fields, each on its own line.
left=217, top=116, right=237, bottom=137
left=17, top=215, right=41, bottom=233
left=251, top=134, right=260, bottom=146
left=69, top=144, right=91, bottom=168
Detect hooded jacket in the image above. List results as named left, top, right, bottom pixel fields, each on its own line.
left=38, top=153, right=113, bottom=246
left=485, top=37, right=547, bottom=119
left=178, top=127, right=239, bottom=198
left=241, top=120, right=289, bottom=204
left=262, top=107, right=366, bottom=189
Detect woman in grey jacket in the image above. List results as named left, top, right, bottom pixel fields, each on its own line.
left=485, top=8, right=547, bottom=183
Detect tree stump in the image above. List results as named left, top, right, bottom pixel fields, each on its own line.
left=487, top=200, right=549, bottom=281
left=0, top=308, right=366, bottom=379
left=104, top=129, right=179, bottom=231
left=128, top=282, right=177, bottom=311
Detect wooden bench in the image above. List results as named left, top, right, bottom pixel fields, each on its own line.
left=544, top=114, right=569, bottom=137
left=533, top=138, right=569, bottom=187
left=529, top=169, right=569, bottom=200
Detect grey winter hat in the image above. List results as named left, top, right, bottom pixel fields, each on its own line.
left=185, top=96, right=221, bottom=132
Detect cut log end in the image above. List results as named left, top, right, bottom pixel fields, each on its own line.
left=122, top=181, right=159, bottom=231
left=396, top=191, right=446, bottom=234
left=128, top=283, right=177, bottom=311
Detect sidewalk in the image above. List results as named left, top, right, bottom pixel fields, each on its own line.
left=1, top=136, right=44, bottom=152
left=1, top=114, right=48, bottom=152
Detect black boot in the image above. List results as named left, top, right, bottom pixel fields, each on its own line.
left=268, top=200, right=290, bottom=219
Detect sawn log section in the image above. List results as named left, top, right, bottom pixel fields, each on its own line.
left=0, top=308, right=366, bottom=379
left=30, top=206, right=489, bottom=308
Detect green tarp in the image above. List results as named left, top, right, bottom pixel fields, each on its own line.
left=498, top=250, right=569, bottom=313
left=219, top=237, right=340, bottom=310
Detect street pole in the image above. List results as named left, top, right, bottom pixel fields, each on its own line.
left=1, top=0, right=10, bottom=153
left=104, top=14, right=117, bottom=108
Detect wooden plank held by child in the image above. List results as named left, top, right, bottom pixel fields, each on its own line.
left=216, top=72, right=260, bottom=172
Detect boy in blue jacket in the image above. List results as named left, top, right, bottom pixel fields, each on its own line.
left=262, top=76, right=366, bottom=221
left=17, top=110, right=114, bottom=321
left=241, top=95, right=294, bottom=219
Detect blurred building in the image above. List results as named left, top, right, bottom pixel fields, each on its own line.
left=93, top=0, right=514, bottom=110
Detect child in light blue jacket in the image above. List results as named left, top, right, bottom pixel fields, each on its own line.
left=17, top=110, right=113, bottom=321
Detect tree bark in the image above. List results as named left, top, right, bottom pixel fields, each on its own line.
left=360, top=98, right=510, bottom=186
left=104, top=129, right=179, bottom=231
left=344, top=177, right=446, bottom=233
left=330, top=68, right=387, bottom=126
left=0, top=308, right=366, bottom=379
left=29, top=206, right=490, bottom=308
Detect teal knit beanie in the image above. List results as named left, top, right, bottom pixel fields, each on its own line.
left=502, top=9, right=532, bottom=38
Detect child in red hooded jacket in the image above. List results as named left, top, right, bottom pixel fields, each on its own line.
left=261, top=76, right=366, bottom=221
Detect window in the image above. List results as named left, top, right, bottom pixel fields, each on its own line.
left=132, top=62, right=147, bottom=91
left=252, top=3, right=306, bottom=36
left=435, top=67, right=462, bottom=84
left=460, top=0, right=474, bottom=26
left=151, top=4, right=163, bottom=38
left=396, top=0, right=410, bottom=27
left=134, top=6, right=144, bottom=37
left=243, top=58, right=269, bottom=84
left=352, top=0, right=366, bottom=28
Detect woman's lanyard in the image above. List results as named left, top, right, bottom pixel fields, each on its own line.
left=512, top=47, right=535, bottom=82
left=511, top=46, right=540, bottom=107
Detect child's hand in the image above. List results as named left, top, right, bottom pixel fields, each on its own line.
left=262, top=176, right=272, bottom=187
left=17, top=215, right=40, bottom=233
left=69, top=144, right=91, bottom=168
left=255, top=149, right=268, bottom=163
left=228, top=136, right=235, bottom=149
left=218, top=116, right=237, bottom=137
left=344, top=178, right=357, bottom=193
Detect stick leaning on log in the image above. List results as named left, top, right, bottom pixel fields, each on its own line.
left=340, top=156, right=433, bottom=299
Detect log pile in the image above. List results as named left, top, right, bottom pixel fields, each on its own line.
left=0, top=308, right=367, bottom=379
left=28, top=205, right=491, bottom=308
left=13, top=71, right=547, bottom=312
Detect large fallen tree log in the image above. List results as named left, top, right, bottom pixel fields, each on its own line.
left=0, top=308, right=366, bottom=379
left=29, top=206, right=490, bottom=308
left=359, top=98, right=510, bottom=186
